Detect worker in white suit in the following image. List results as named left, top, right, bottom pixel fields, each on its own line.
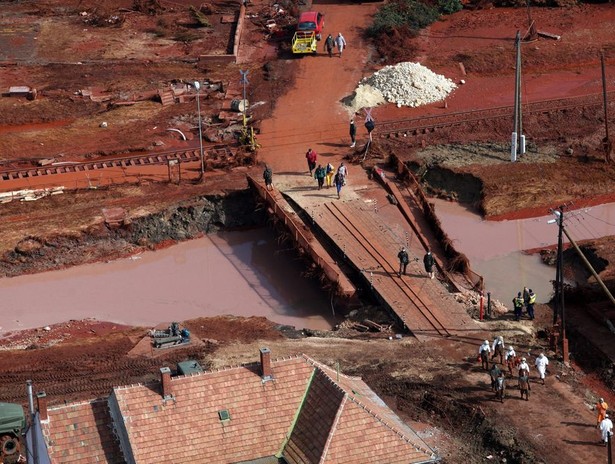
left=600, top=414, right=613, bottom=445
left=535, top=353, right=549, bottom=385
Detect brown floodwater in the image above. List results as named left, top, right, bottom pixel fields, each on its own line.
left=0, top=229, right=337, bottom=334
left=432, top=199, right=615, bottom=305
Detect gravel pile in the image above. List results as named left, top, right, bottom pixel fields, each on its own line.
left=349, top=62, right=456, bottom=111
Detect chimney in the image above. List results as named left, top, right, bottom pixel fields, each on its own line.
left=160, top=367, right=173, bottom=399
left=36, top=392, right=48, bottom=422
left=260, top=347, right=272, bottom=381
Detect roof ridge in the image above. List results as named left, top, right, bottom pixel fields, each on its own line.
left=302, top=355, right=363, bottom=381
left=47, top=397, right=109, bottom=411
left=345, top=395, right=436, bottom=458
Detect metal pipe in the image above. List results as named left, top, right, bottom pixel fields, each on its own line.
left=27, top=380, right=39, bottom=464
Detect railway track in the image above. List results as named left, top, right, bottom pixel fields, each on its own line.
left=325, top=202, right=451, bottom=338
left=377, top=91, right=615, bottom=138
left=0, top=146, right=233, bottom=183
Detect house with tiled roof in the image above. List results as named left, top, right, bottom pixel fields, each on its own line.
left=36, top=348, right=438, bottom=463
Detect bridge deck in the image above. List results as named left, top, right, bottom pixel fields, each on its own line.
left=289, top=193, right=476, bottom=341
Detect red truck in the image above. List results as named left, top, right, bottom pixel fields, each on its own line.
left=292, top=11, right=325, bottom=54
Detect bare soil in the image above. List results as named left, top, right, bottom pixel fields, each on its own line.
left=2, top=2, right=615, bottom=464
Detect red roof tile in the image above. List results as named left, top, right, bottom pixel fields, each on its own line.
left=42, top=399, right=124, bottom=464
left=111, top=358, right=314, bottom=463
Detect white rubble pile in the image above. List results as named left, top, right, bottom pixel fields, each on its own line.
left=350, top=62, right=456, bottom=111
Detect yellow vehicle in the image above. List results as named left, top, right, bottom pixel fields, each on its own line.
left=292, top=31, right=317, bottom=54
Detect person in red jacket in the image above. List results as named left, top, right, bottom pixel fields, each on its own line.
left=305, top=148, right=317, bottom=176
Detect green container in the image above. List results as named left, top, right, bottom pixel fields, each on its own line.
left=0, top=402, right=26, bottom=435
left=177, top=360, right=204, bottom=376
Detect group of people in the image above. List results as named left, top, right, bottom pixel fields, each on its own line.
left=324, top=32, right=346, bottom=58
left=306, top=148, right=348, bottom=198
left=397, top=248, right=435, bottom=279
left=263, top=149, right=350, bottom=199
left=512, top=286, right=537, bottom=321
left=478, top=336, right=550, bottom=402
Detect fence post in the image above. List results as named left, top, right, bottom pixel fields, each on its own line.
left=479, top=292, right=484, bottom=321
left=487, top=292, right=492, bottom=318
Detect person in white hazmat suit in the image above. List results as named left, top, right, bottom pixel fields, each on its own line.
left=535, top=353, right=549, bottom=385
left=600, top=414, right=613, bottom=445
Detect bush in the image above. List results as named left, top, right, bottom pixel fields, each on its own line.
left=368, top=0, right=440, bottom=37
left=437, top=0, right=463, bottom=14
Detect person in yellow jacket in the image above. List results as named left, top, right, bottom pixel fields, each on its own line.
left=513, top=292, right=524, bottom=321
left=325, top=163, right=335, bottom=188
left=526, top=289, right=536, bottom=320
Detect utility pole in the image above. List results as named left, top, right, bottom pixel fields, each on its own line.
left=549, top=205, right=568, bottom=362
left=511, top=31, right=526, bottom=162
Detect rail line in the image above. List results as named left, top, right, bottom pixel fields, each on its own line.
left=0, top=146, right=234, bottom=183
left=325, top=202, right=451, bottom=338
left=377, top=91, right=614, bottom=137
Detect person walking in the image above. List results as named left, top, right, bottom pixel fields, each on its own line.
left=325, top=162, right=335, bottom=188
left=334, top=170, right=344, bottom=199
left=423, top=250, right=435, bottom=279
left=518, top=357, right=531, bottom=391
left=324, top=34, right=334, bottom=58
left=600, top=414, right=613, bottom=445
left=505, top=345, right=518, bottom=376
left=519, top=371, right=530, bottom=401
left=597, top=398, right=609, bottom=427
left=314, top=164, right=326, bottom=190
left=489, top=363, right=501, bottom=392
left=349, top=119, right=357, bottom=148
left=495, top=371, right=506, bottom=402
left=335, top=32, right=347, bottom=57
left=535, top=352, right=549, bottom=385
left=305, top=148, right=317, bottom=176
left=397, top=247, right=409, bottom=277
left=263, top=164, right=273, bottom=191
left=365, top=117, right=375, bottom=142
left=491, top=336, right=505, bottom=364
left=526, top=289, right=536, bottom=320
left=478, top=340, right=491, bottom=370
left=513, top=292, right=524, bottom=321
left=338, top=162, right=348, bottom=185
left=523, top=286, right=530, bottom=308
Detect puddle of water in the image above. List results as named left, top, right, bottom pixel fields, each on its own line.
left=0, top=229, right=336, bottom=334
left=432, top=199, right=615, bottom=305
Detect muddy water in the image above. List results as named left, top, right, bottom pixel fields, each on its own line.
left=432, top=199, right=615, bottom=305
left=0, top=229, right=336, bottom=334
